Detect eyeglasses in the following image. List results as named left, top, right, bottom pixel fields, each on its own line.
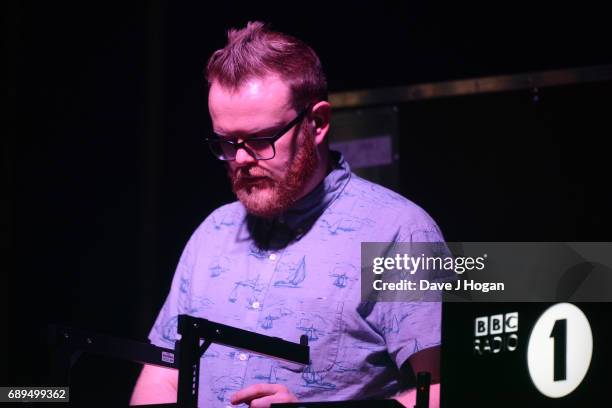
left=205, top=106, right=310, bottom=161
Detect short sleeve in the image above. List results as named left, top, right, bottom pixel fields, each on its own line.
left=148, top=229, right=199, bottom=348
left=368, top=222, right=445, bottom=368
left=373, top=301, right=442, bottom=369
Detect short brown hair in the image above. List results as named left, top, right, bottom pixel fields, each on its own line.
left=206, top=21, right=327, bottom=109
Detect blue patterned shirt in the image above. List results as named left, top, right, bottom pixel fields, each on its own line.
left=149, top=153, right=444, bottom=407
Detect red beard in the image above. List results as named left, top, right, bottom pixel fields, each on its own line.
left=229, top=125, right=318, bottom=218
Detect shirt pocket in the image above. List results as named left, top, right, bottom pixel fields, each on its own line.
left=272, top=298, right=345, bottom=373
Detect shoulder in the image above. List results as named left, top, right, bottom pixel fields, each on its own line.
left=343, top=174, right=444, bottom=241
left=205, top=201, right=245, bottom=224
left=188, top=201, right=246, bottom=243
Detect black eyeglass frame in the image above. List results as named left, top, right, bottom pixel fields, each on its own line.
left=205, top=105, right=311, bottom=161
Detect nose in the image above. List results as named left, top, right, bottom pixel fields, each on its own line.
left=234, top=146, right=257, bottom=166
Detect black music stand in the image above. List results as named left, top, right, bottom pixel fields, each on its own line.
left=48, top=314, right=310, bottom=407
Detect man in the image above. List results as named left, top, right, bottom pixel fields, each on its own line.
left=131, top=22, right=443, bottom=408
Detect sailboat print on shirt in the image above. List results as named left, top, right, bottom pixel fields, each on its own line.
left=320, top=217, right=359, bottom=235
left=301, top=365, right=336, bottom=390
left=332, top=273, right=348, bottom=288
left=208, top=256, right=230, bottom=277
left=318, top=212, right=374, bottom=236
left=211, top=211, right=235, bottom=230
left=380, top=314, right=401, bottom=335
left=228, top=275, right=264, bottom=303
left=274, top=256, right=306, bottom=288
left=329, top=263, right=357, bottom=288
left=297, top=320, right=322, bottom=341
left=260, top=306, right=292, bottom=330
left=253, top=363, right=286, bottom=383
left=211, top=376, right=243, bottom=403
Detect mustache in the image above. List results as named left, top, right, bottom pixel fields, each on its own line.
left=232, top=165, right=271, bottom=179
left=230, top=166, right=274, bottom=189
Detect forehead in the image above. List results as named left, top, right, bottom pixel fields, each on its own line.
left=208, top=75, right=294, bottom=133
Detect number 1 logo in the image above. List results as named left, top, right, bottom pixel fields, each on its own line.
left=527, top=303, right=593, bottom=398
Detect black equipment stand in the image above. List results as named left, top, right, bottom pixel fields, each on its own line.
left=414, top=371, right=431, bottom=408
left=48, top=314, right=310, bottom=407
left=175, top=315, right=309, bottom=408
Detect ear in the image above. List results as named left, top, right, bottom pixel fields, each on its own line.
left=309, top=101, right=331, bottom=147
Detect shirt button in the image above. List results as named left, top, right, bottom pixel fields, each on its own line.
left=269, top=253, right=277, bottom=261
left=252, top=301, right=260, bottom=309
left=238, top=353, right=248, bottom=361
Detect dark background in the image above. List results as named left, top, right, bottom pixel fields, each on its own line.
left=4, top=0, right=612, bottom=405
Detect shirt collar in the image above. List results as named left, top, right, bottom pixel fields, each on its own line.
left=245, top=151, right=351, bottom=248
left=281, top=150, right=351, bottom=230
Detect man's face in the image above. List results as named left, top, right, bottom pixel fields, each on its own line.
left=208, top=75, right=317, bottom=218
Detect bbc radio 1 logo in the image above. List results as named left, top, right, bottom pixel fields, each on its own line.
left=474, top=312, right=519, bottom=354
